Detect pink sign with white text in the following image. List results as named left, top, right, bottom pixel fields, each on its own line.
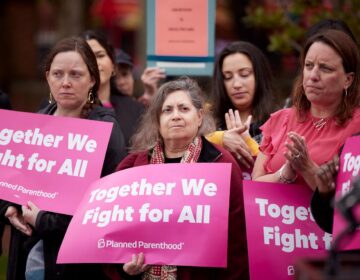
left=0, top=109, right=112, bottom=215
left=333, top=135, right=360, bottom=250
left=57, top=163, right=231, bottom=267
left=243, top=181, right=330, bottom=280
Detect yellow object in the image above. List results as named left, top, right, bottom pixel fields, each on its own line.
left=206, top=131, right=259, bottom=156
left=205, top=131, right=224, bottom=146
left=244, top=136, right=259, bottom=156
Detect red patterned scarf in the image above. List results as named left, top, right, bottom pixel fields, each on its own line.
left=150, top=136, right=202, bottom=164
left=143, top=136, right=202, bottom=280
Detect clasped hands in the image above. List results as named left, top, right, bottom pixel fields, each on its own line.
left=281, top=131, right=322, bottom=189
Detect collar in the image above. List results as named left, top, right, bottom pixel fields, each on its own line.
left=146, top=136, right=222, bottom=163
left=198, top=136, right=222, bottom=163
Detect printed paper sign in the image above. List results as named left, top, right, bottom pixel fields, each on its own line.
left=155, top=0, right=208, bottom=56
left=243, top=181, right=330, bottom=280
left=333, top=135, right=360, bottom=250
left=57, top=163, right=231, bottom=267
left=146, top=0, right=215, bottom=76
left=0, top=109, right=112, bottom=215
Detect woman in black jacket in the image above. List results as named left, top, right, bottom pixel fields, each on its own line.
left=81, top=30, right=145, bottom=148
left=0, top=37, right=126, bottom=279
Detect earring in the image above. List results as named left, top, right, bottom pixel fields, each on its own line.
left=88, top=89, right=94, bottom=104
left=344, top=88, right=348, bottom=97
left=49, top=92, right=53, bottom=104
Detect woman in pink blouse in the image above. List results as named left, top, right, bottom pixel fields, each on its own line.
left=252, top=30, right=360, bottom=190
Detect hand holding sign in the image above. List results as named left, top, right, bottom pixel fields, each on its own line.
left=58, top=163, right=232, bottom=267
left=22, top=201, right=40, bottom=227
left=5, top=206, right=32, bottom=236
left=123, top=253, right=149, bottom=276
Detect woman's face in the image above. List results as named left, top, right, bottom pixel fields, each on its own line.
left=46, top=51, right=94, bottom=111
left=303, top=41, right=354, bottom=108
left=222, top=53, right=256, bottom=112
left=159, top=90, right=203, bottom=145
left=87, top=39, right=114, bottom=86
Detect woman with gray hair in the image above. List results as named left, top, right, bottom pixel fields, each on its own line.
left=115, top=77, right=249, bottom=280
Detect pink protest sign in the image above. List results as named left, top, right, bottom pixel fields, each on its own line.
left=243, top=181, right=330, bottom=280
left=57, top=163, right=231, bottom=267
left=333, top=135, right=360, bottom=250
left=0, top=109, right=112, bottom=215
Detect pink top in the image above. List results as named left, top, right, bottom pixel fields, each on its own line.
left=260, top=107, right=360, bottom=183
left=102, top=101, right=113, bottom=108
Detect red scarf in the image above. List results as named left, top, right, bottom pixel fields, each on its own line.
left=144, top=136, right=202, bottom=280
left=150, top=136, right=202, bottom=164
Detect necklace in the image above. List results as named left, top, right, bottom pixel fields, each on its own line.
left=313, top=118, right=327, bottom=130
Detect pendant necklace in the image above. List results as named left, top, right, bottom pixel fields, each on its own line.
left=313, top=118, right=327, bottom=130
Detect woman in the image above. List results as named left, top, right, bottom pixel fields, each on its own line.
left=81, top=30, right=145, bottom=148
left=252, top=30, right=360, bottom=189
left=115, top=77, right=249, bottom=279
left=209, top=41, right=278, bottom=168
left=0, top=37, right=125, bottom=279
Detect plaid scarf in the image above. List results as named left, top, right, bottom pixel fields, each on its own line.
left=143, top=136, right=202, bottom=280
left=150, top=136, right=202, bottom=164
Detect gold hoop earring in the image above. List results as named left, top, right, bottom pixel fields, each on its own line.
left=49, top=92, right=53, bottom=104
left=88, top=90, right=94, bottom=104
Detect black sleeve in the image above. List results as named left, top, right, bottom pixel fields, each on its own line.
left=0, top=90, right=11, bottom=110
left=101, top=116, right=127, bottom=177
left=310, top=188, right=334, bottom=233
left=35, top=210, right=72, bottom=238
left=116, top=266, right=142, bottom=280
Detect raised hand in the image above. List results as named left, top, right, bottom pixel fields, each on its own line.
left=141, top=67, right=166, bottom=96
left=223, top=109, right=254, bottom=168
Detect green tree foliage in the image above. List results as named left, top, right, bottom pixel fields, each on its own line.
left=244, top=0, right=360, bottom=54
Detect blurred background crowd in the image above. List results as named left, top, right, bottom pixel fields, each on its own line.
left=0, top=0, right=358, bottom=112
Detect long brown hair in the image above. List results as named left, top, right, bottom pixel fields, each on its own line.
left=212, top=41, right=278, bottom=128
left=292, top=30, right=360, bottom=125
